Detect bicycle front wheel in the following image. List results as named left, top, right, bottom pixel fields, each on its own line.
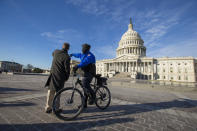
left=52, top=87, right=84, bottom=121
left=95, top=86, right=111, bottom=110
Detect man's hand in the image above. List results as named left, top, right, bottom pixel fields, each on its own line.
left=69, top=54, right=73, bottom=57
left=73, top=65, right=78, bottom=73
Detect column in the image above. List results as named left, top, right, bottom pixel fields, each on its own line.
left=136, top=48, right=138, bottom=55
left=124, top=62, right=126, bottom=72
left=122, top=62, right=123, bottom=72
left=115, top=62, right=117, bottom=72
left=143, top=62, right=145, bottom=73
left=120, top=62, right=121, bottom=72
left=140, top=48, right=142, bottom=55
left=132, top=62, right=134, bottom=72
left=104, top=63, right=107, bottom=72
left=136, top=61, right=138, bottom=72
left=122, top=62, right=124, bottom=72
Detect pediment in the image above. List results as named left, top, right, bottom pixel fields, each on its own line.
left=113, top=55, right=138, bottom=61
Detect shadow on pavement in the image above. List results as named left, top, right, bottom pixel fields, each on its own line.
left=0, top=86, right=36, bottom=94
left=0, top=117, right=134, bottom=131
left=78, top=98, right=197, bottom=120
left=0, top=101, right=36, bottom=108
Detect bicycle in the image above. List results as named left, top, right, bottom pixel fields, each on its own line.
left=52, top=72, right=111, bottom=121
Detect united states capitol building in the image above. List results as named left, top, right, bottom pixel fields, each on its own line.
left=96, top=19, right=197, bottom=82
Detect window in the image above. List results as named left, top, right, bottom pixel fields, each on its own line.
left=185, top=76, right=188, bottom=80
left=163, top=76, right=165, bottom=79
left=178, top=76, right=181, bottom=80
left=185, top=68, right=188, bottom=73
left=170, top=67, right=173, bottom=73
left=163, top=69, right=165, bottom=72
left=171, top=77, right=173, bottom=80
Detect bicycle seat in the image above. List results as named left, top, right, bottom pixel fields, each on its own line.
left=95, top=74, right=101, bottom=78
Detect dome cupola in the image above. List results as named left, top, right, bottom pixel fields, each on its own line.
left=116, top=18, right=146, bottom=58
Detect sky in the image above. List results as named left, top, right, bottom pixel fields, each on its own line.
left=0, top=0, right=197, bottom=69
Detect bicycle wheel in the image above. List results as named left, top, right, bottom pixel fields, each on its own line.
left=95, top=86, right=111, bottom=110
left=52, top=87, right=84, bottom=121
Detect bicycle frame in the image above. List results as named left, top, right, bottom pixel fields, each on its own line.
left=70, top=73, right=105, bottom=102
left=69, top=75, right=81, bottom=102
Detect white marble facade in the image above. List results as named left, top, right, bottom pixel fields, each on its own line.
left=96, top=19, right=197, bottom=82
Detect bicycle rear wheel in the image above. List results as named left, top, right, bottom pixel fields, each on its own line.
left=95, top=86, right=111, bottom=110
left=52, top=87, right=84, bottom=121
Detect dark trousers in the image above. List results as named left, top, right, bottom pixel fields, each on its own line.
left=82, top=73, right=95, bottom=105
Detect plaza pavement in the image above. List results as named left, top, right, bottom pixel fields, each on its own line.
left=0, top=74, right=197, bottom=131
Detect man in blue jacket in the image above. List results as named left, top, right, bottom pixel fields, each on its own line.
left=71, top=43, right=96, bottom=108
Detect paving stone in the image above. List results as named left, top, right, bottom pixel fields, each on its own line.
left=181, top=126, right=196, bottom=131
left=104, top=127, right=119, bottom=131
left=110, top=124, right=126, bottom=131
left=126, top=128, right=136, bottom=131
left=1, top=75, right=197, bottom=131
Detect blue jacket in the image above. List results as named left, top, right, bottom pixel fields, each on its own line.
left=72, top=51, right=96, bottom=68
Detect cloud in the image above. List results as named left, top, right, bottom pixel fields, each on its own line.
left=147, top=38, right=197, bottom=58
left=65, top=0, right=136, bottom=20
left=141, top=2, right=193, bottom=48
left=64, top=0, right=196, bottom=58
left=93, top=45, right=116, bottom=60
left=40, top=29, right=83, bottom=44
left=65, top=0, right=110, bottom=16
left=66, top=0, right=192, bottom=46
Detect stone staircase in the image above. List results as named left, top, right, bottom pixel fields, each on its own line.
left=113, top=72, right=131, bottom=78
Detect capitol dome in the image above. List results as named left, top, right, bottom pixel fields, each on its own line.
left=116, top=18, right=146, bottom=58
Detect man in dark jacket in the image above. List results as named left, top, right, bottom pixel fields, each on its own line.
left=45, top=43, right=70, bottom=113
left=71, top=43, right=96, bottom=108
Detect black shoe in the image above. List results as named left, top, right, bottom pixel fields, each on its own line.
left=55, top=109, right=63, bottom=114
left=84, top=104, right=87, bottom=108
left=45, top=109, right=52, bottom=113
left=88, top=99, right=94, bottom=105
left=78, top=104, right=87, bottom=109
